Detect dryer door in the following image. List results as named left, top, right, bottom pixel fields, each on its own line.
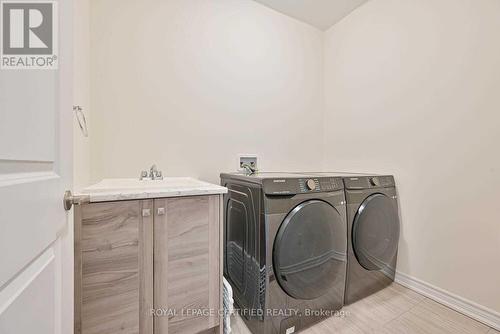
left=352, top=193, right=400, bottom=271
left=273, top=200, right=346, bottom=300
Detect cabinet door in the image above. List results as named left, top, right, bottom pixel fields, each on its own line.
left=154, top=196, right=221, bottom=334
left=75, top=200, right=154, bottom=334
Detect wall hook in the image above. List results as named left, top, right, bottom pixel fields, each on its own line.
left=73, top=105, right=88, bottom=137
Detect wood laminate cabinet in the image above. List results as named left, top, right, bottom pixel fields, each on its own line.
left=74, top=195, right=223, bottom=334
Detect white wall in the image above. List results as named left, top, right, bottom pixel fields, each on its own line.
left=73, top=0, right=91, bottom=190
left=324, top=0, right=500, bottom=313
left=86, top=0, right=499, bottom=317
left=90, top=0, right=324, bottom=184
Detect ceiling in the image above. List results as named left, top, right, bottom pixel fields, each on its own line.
left=252, top=0, right=369, bottom=30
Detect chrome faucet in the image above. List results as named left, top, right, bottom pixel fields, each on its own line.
left=140, top=170, right=149, bottom=180
left=149, top=165, right=158, bottom=178
left=150, top=164, right=163, bottom=180
left=140, top=164, right=163, bottom=180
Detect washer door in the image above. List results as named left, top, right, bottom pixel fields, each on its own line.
left=273, top=200, right=346, bottom=300
left=352, top=193, right=400, bottom=271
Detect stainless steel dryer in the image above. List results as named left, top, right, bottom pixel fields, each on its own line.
left=220, top=173, right=347, bottom=334
left=342, top=175, right=400, bottom=304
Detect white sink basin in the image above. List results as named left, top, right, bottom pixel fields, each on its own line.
left=84, top=177, right=205, bottom=192
left=78, top=177, right=227, bottom=202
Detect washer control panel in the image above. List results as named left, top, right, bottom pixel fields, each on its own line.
left=298, top=177, right=342, bottom=193
left=263, top=177, right=343, bottom=195
left=299, top=178, right=319, bottom=192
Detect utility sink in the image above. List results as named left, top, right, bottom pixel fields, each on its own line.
left=84, top=177, right=207, bottom=192
left=77, top=177, right=227, bottom=203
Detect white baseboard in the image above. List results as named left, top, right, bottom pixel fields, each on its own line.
left=395, top=271, right=500, bottom=331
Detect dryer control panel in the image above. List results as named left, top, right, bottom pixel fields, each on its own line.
left=263, top=177, right=343, bottom=195
left=343, top=175, right=395, bottom=189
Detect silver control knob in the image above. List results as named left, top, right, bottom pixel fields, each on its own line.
left=370, top=177, right=380, bottom=186
left=306, top=179, right=316, bottom=190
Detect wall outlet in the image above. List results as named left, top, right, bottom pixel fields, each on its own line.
left=239, top=155, right=258, bottom=170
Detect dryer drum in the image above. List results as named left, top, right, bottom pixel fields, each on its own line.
left=352, top=193, right=400, bottom=271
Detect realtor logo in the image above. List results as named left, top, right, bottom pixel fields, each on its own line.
left=1, top=1, right=58, bottom=69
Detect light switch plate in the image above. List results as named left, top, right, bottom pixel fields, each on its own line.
left=239, top=155, right=258, bottom=170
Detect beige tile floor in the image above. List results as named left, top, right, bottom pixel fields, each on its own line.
left=230, top=283, right=499, bottom=334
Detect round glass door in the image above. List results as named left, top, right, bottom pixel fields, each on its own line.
left=352, top=194, right=400, bottom=271
left=273, top=200, right=346, bottom=300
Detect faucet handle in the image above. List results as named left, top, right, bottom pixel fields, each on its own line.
left=144, top=164, right=163, bottom=180
left=140, top=170, right=149, bottom=180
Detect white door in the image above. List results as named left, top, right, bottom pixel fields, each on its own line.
left=0, top=0, right=73, bottom=333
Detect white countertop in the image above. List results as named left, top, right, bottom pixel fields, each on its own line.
left=77, top=177, right=227, bottom=203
